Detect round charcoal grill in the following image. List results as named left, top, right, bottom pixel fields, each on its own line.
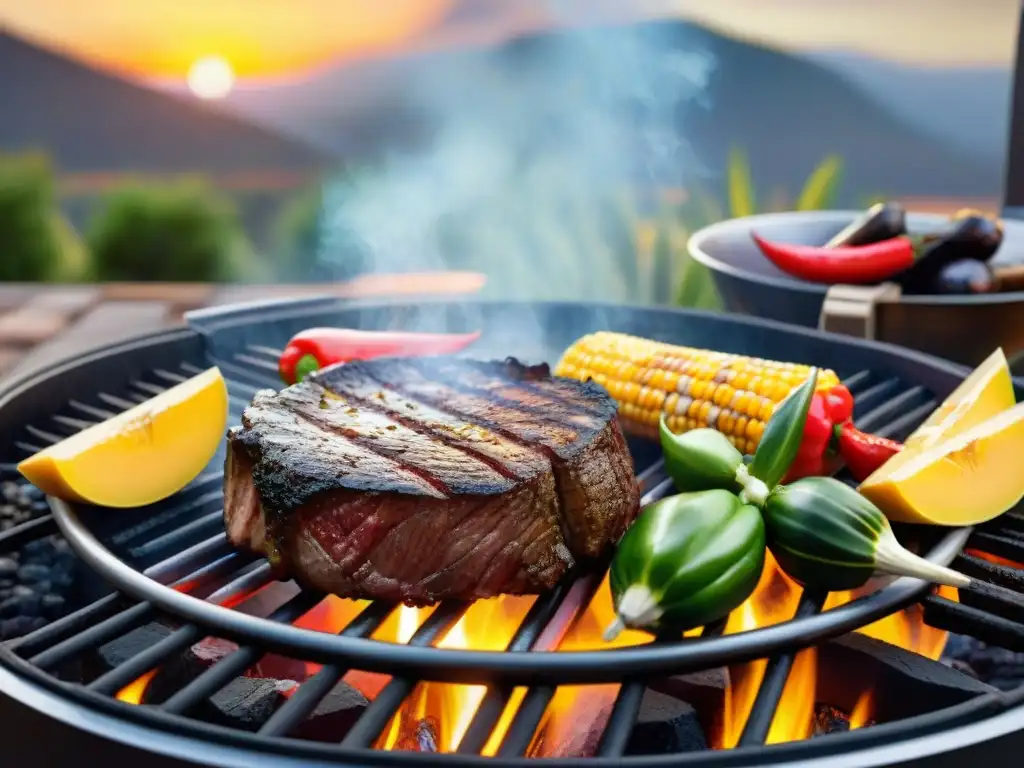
left=1, top=298, right=1024, bottom=768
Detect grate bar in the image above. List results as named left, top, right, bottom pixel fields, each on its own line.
left=872, top=400, right=938, bottom=441
left=737, top=590, right=828, bottom=746
left=968, top=532, right=1024, bottom=564
left=8, top=592, right=125, bottom=657
left=256, top=602, right=396, bottom=736
left=27, top=557, right=271, bottom=668
left=954, top=553, right=1024, bottom=593
left=855, top=385, right=927, bottom=434
left=841, top=370, right=872, bottom=392
left=88, top=624, right=205, bottom=696
left=10, top=535, right=239, bottom=657
left=160, top=591, right=330, bottom=714
left=203, top=562, right=274, bottom=606
left=959, top=579, right=1024, bottom=625
left=29, top=602, right=157, bottom=670
left=923, top=595, right=1024, bottom=652
left=67, top=399, right=116, bottom=420
left=25, top=424, right=66, bottom=445
left=129, top=509, right=225, bottom=560
left=495, top=685, right=553, bottom=757
left=339, top=602, right=470, bottom=749
left=852, top=378, right=903, bottom=421
left=596, top=620, right=729, bottom=758
left=982, top=511, right=1024, bottom=537
left=144, top=534, right=239, bottom=587
left=0, top=514, right=57, bottom=553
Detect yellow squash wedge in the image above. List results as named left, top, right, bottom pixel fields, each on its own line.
left=18, top=367, right=228, bottom=508
left=859, top=400, right=1024, bottom=526
left=859, top=347, right=1015, bottom=487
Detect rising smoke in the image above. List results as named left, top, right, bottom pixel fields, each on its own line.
left=316, top=8, right=715, bottom=304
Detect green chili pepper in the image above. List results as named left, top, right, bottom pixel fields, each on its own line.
left=659, top=421, right=745, bottom=493
left=605, top=489, right=766, bottom=640
left=748, top=367, right=819, bottom=490
left=763, top=476, right=971, bottom=591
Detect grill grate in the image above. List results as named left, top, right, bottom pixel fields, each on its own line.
left=0, top=300, right=1023, bottom=766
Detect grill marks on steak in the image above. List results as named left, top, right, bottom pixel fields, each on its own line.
left=225, top=356, right=639, bottom=604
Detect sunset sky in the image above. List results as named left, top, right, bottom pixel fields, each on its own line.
left=0, top=0, right=1018, bottom=84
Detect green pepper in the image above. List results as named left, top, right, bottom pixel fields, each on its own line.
left=659, top=421, right=745, bottom=493
left=763, top=476, right=971, bottom=591
left=605, top=489, right=766, bottom=640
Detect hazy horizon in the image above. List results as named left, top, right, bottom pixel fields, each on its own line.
left=0, top=0, right=1018, bottom=95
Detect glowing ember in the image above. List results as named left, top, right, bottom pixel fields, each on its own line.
left=116, top=668, right=157, bottom=705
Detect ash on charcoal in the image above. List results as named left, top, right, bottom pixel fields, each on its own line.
left=942, top=633, right=1024, bottom=691
left=626, top=690, right=706, bottom=755
left=0, top=480, right=81, bottom=641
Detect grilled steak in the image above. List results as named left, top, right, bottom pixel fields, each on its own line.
left=224, top=356, right=640, bottom=605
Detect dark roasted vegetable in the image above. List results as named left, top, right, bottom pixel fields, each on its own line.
left=763, top=476, right=970, bottom=591
left=825, top=201, right=906, bottom=248
left=897, top=211, right=1004, bottom=293
left=605, top=489, right=766, bottom=639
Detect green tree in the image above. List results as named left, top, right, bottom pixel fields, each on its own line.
left=0, top=152, right=72, bottom=281
left=87, top=179, right=251, bottom=281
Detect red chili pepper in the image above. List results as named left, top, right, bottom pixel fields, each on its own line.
left=278, top=328, right=482, bottom=384
left=783, top=384, right=903, bottom=482
left=835, top=425, right=903, bottom=483
left=751, top=232, right=917, bottom=284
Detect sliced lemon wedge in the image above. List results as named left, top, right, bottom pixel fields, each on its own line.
left=18, top=367, right=228, bottom=508
left=860, top=347, right=1015, bottom=487
left=860, top=400, right=1024, bottom=526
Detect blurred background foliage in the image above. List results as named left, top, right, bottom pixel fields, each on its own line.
left=0, top=147, right=846, bottom=310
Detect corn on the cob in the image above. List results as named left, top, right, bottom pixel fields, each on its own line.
left=554, top=331, right=840, bottom=455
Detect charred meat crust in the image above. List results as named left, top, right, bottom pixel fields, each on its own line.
left=224, top=356, right=639, bottom=603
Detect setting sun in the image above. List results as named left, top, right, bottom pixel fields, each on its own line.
left=186, top=55, right=235, bottom=100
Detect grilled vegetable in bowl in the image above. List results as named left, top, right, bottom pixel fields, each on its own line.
left=751, top=206, right=1004, bottom=291
left=825, top=201, right=907, bottom=248
left=556, top=332, right=901, bottom=482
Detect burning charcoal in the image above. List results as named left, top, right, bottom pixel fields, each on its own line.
left=812, top=704, right=851, bottom=736
left=86, top=621, right=176, bottom=680
left=647, top=668, right=727, bottom=741
left=817, top=633, right=995, bottom=721
left=197, top=678, right=297, bottom=732
left=145, top=636, right=239, bottom=704
left=626, top=690, right=706, bottom=755
left=291, top=681, right=369, bottom=742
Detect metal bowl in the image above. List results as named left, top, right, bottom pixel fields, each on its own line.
left=687, top=210, right=1024, bottom=367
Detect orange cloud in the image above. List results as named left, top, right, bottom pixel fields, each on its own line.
left=0, top=0, right=454, bottom=78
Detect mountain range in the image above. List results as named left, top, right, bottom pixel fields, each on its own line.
left=0, top=20, right=1011, bottom=206
left=212, top=20, right=1007, bottom=205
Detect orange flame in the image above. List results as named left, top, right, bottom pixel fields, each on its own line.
left=374, top=596, right=536, bottom=753
left=716, top=552, right=961, bottom=748
left=113, top=547, right=967, bottom=750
